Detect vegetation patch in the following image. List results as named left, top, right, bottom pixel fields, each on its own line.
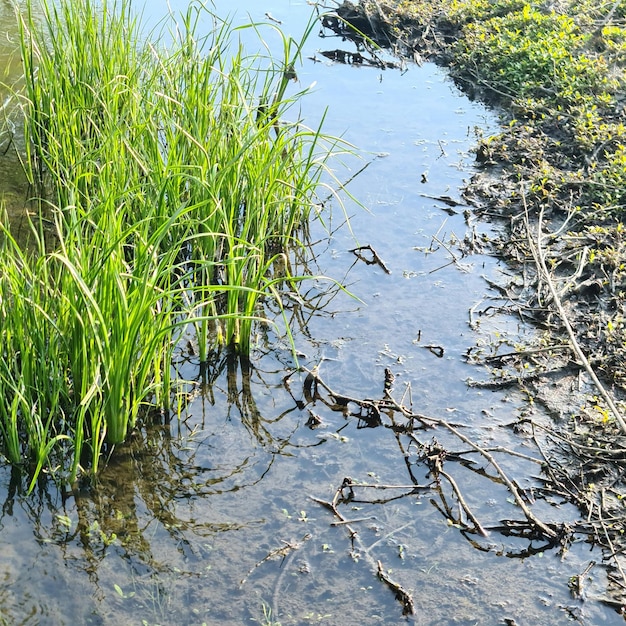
left=0, top=0, right=347, bottom=488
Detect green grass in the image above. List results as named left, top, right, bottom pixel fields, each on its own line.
left=0, top=0, right=348, bottom=489
left=382, top=0, right=626, bottom=207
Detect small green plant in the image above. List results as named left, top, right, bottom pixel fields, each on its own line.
left=253, top=602, right=281, bottom=626
left=456, top=5, right=615, bottom=107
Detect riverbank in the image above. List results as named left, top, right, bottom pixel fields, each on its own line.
left=324, top=0, right=626, bottom=611
left=329, top=0, right=626, bottom=394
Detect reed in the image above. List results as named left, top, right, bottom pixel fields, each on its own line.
left=0, top=0, right=347, bottom=487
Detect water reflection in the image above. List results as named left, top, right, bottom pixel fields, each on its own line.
left=0, top=1, right=38, bottom=246
left=0, top=351, right=614, bottom=624
left=0, top=356, right=316, bottom=623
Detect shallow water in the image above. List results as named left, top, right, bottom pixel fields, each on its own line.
left=0, top=1, right=622, bottom=625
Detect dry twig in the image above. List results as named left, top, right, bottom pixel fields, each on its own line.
left=521, top=189, right=626, bottom=435
left=303, top=367, right=558, bottom=541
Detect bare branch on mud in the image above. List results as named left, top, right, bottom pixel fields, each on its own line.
left=532, top=419, right=626, bottom=460
left=522, top=190, right=626, bottom=435
left=383, top=401, right=559, bottom=543
left=466, top=370, right=556, bottom=389
left=420, top=193, right=465, bottom=208
left=528, top=416, right=626, bottom=601
left=568, top=560, right=596, bottom=600
left=455, top=445, right=545, bottom=464
left=482, top=345, right=571, bottom=364
left=599, top=514, right=626, bottom=592
left=297, top=360, right=600, bottom=617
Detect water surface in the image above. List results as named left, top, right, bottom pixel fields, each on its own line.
left=0, top=1, right=619, bottom=625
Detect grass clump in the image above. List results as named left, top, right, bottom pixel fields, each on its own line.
left=0, top=0, right=345, bottom=488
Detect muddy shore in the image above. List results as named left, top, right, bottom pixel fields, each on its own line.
left=323, top=0, right=626, bottom=394
left=321, top=0, right=626, bottom=612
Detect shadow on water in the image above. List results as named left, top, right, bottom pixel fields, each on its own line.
left=0, top=2, right=624, bottom=625
left=0, top=356, right=306, bottom=623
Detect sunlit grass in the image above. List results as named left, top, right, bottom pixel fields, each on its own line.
left=0, top=0, right=349, bottom=488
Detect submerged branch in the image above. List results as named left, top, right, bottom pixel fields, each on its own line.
left=437, top=467, right=489, bottom=537
left=303, top=366, right=561, bottom=548
left=310, top=481, right=416, bottom=616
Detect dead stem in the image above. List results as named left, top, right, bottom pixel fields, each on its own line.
left=239, top=532, right=312, bottom=588
left=303, top=367, right=559, bottom=542
left=522, top=189, right=626, bottom=435
left=349, top=244, right=391, bottom=274
left=437, top=467, right=489, bottom=536
left=407, top=424, right=558, bottom=539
